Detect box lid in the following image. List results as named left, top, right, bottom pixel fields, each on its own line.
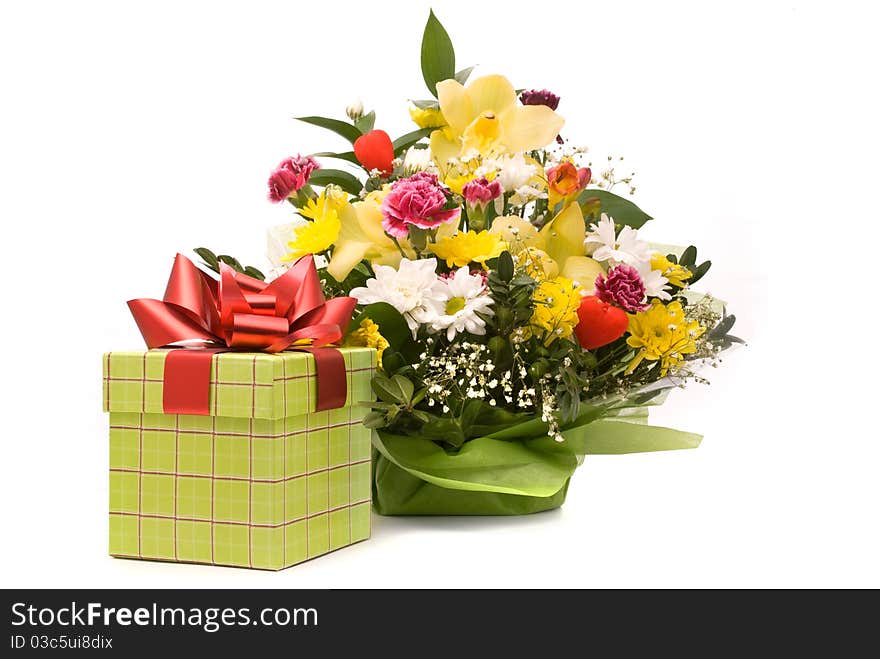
left=103, top=348, right=376, bottom=419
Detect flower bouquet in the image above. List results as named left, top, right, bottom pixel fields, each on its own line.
left=196, top=11, right=742, bottom=515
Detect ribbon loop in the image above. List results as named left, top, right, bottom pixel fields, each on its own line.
left=128, top=254, right=356, bottom=414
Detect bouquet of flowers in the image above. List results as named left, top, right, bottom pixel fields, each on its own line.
left=196, top=11, right=742, bottom=515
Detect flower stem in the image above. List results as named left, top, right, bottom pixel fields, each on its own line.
left=390, top=236, right=407, bottom=258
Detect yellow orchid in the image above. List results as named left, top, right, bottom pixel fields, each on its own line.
left=488, top=216, right=543, bottom=254
left=536, top=203, right=605, bottom=288
left=430, top=74, right=565, bottom=170
left=326, top=188, right=414, bottom=282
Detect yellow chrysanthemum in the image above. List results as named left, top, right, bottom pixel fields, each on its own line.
left=650, top=254, right=693, bottom=288
left=285, top=188, right=348, bottom=260
left=430, top=230, right=507, bottom=268
left=530, top=276, right=584, bottom=346
left=409, top=105, right=447, bottom=129
left=344, top=318, right=389, bottom=366
left=299, top=184, right=349, bottom=221
left=625, top=300, right=705, bottom=377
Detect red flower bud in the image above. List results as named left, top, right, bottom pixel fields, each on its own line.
left=574, top=295, right=628, bottom=350
left=354, top=129, right=395, bottom=177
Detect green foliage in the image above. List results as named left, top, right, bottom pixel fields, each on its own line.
left=707, top=308, right=746, bottom=350
left=578, top=188, right=653, bottom=229
left=296, top=115, right=362, bottom=145
left=351, top=302, right=414, bottom=360
left=454, top=66, right=475, bottom=85
left=308, top=168, right=364, bottom=195
left=669, top=244, right=712, bottom=285
left=484, top=251, right=536, bottom=337
left=411, top=99, right=440, bottom=110
left=193, top=247, right=265, bottom=280
left=392, top=127, right=435, bottom=155
left=354, top=110, right=375, bottom=134
left=420, top=10, right=455, bottom=97
left=318, top=262, right=370, bottom=298
left=311, top=150, right=359, bottom=166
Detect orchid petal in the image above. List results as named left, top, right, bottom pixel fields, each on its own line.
left=436, top=79, right=474, bottom=135
left=465, top=74, right=517, bottom=116
left=501, top=105, right=565, bottom=153
left=540, top=202, right=587, bottom=270
left=429, top=129, right=462, bottom=173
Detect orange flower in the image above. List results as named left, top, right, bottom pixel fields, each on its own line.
left=547, top=161, right=591, bottom=207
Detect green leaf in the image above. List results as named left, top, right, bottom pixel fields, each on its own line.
left=194, top=247, right=219, bottom=271
left=710, top=313, right=737, bottom=339
left=363, top=412, right=387, bottom=429
left=372, top=374, right=407, bottom=404
left=307, top=168, right=363, bottom=195
left=680, top=245, right=697, bottom=268
left=421, top=10, right=455, bottom=97
left=311, top=150, right=360, bottom=166
left=578, top=189, right=653, bottom=228
left=411, top=99, right=440, bottom=110
left=561, top=419, right=702, bottom=454
left=497, top=250, right=514, bottom=283
left=351, top=302, right=414, bottom=360
left=391, top=374, right=414, bottom=403
left=243, top=265, right=265, bottom=281
left=217, top=254, right=244, bottom=273
left=392, top=127, right=436, bottom=155
left=296, top=116, right=362, bottom=145
left=689, top=260, right=712, bottom=284
left=354, top=110, right=376, bottom=134
left=454, top=66, right=475, bottom=85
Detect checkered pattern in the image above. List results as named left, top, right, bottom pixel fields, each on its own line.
left=103, top=348, right=375, bottom=419
left=103, top=348, right=376, bottom=570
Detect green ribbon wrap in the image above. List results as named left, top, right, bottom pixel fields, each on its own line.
left=371, top=405, right=703, bottom=516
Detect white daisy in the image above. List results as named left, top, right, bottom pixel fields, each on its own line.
left=584, top=214, right=651, bottom=266
left=637, top=261, right=672, bottom=300
left=423, top=267, right=495, bottom=341
left=350, top=258, right=445, bottom=334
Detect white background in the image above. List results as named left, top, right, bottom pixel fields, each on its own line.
left=1, top=0, right=877, bottom=588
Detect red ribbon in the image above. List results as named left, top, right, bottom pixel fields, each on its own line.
left=128, top=254, right=357, bottom=415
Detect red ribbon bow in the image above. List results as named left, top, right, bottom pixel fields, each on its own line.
left=128, top=254, right=357, bottom=415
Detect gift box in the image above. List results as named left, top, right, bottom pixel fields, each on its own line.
left=102, top=347, right=376, bottom=570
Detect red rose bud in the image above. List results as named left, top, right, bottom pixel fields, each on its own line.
left=574, top=295, right=629, bottom=350
left=354, top=129, right=395, bottom=177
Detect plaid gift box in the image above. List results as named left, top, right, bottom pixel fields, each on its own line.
left=102, top=347, right=376, bottom=570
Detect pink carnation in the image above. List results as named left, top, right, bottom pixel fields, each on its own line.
left=267, top=155, right=319, bottom=203
left=380, top=172, right=461, bottom=238
left=595, top=264, right=649, bottom=313
left=462, top=177, right=502, bottom=209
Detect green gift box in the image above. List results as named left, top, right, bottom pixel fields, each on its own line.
left=102, top=347, right=376, bottom=570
